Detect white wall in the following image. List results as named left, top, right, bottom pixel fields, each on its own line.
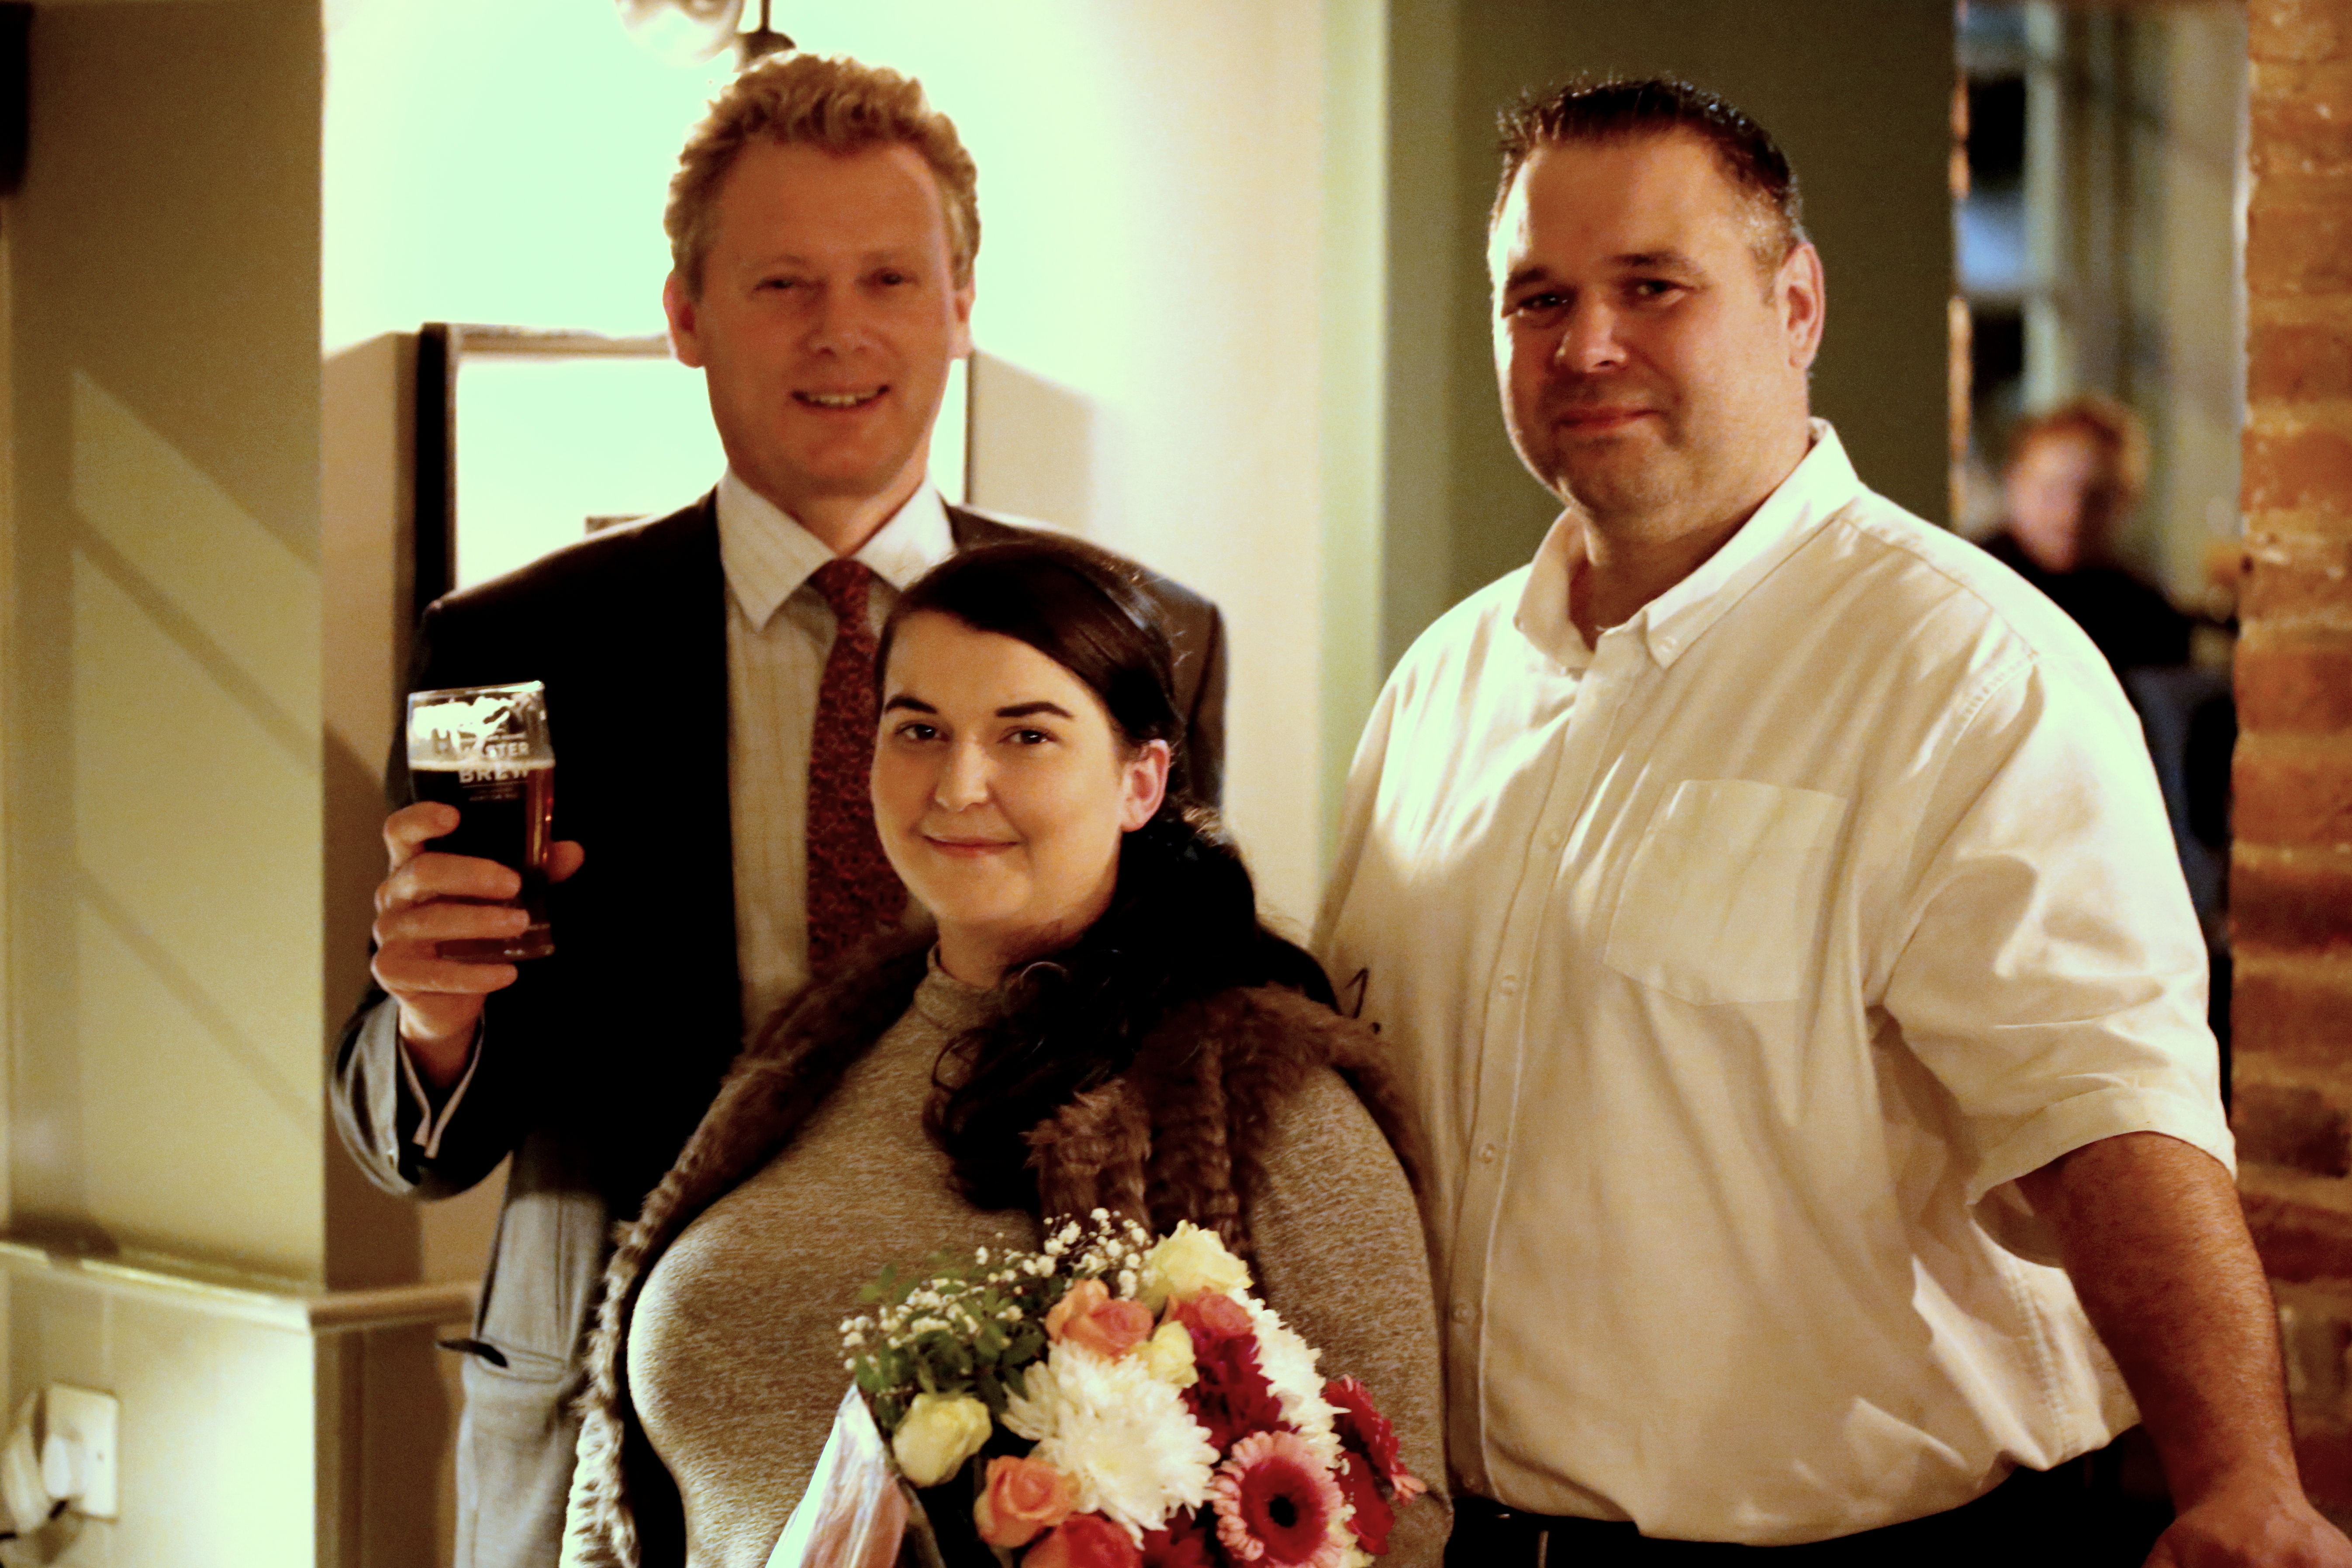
left=322, top=0, right=721, bottom=348
left=852, top=1, right=1342, bottom=921
left=324, top=0, right=1368, bottom=925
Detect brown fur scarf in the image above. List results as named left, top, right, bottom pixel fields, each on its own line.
left=562, top=935, right=1410, bottom=1568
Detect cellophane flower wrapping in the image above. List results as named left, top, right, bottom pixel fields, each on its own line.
left=839, top=1212, right=1425, bottom=1568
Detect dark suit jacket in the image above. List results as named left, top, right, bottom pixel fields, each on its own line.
left=328, top=492, right=1225, bottom=1568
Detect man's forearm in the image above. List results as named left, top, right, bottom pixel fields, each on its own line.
left=2020, top=1132, right=2294, bottom=1505
left=2021, top=1131, right=2352, bottom=1565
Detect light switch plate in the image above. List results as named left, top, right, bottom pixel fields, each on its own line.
left=42, top=1386, right=115, bottom=1521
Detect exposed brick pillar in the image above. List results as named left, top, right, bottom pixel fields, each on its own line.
left=2235, top=0, right=2352, bottom=1518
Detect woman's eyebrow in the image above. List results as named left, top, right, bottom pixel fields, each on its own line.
left=882, top=694, right=937, bottom=714
left=995, top=701, right=1074, bottom=720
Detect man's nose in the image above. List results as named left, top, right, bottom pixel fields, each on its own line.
left=1554, top=301, right=1627, bottom=373
left=933, top=742, right=991, bottom=808
left=804, top=284, right=872, bottom=352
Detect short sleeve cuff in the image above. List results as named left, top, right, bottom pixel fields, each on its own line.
left=1967, top=1085, right=2237, bottom=1263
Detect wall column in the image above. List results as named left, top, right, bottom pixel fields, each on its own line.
left=2232, top=0, right=2352, bottom=1521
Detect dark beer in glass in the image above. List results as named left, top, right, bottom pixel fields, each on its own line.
left=406, top=682, right=557, bottom=961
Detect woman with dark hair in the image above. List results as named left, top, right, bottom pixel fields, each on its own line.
left=563, top=538, right=1447, bottom=1568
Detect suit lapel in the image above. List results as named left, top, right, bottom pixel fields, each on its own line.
left=562, top=492, right=739, bottom=1038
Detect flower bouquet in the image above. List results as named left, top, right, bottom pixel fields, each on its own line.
left=830, top=1210, right=1425, bottom=1568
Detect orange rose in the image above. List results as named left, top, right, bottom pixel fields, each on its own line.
left=1044, top=1278, right=1156, bottom=1360
left=1022, top=1513, right=1142, bottom=1568
left=973, top=1454, right=1078, bottom=1549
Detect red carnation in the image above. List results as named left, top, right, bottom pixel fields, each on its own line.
left=1334, top=1451, right=1396, bottom=1554
left=1184, top=1329, right=1289, bottom=1451
left=1139, top=1506, right=1218, bottom=1568
left=1324, top=1376, right=1423, bottom=1499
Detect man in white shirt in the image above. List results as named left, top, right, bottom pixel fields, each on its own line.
left=330, top=55, right=1223, bottom=1568
left=1317, top=77, right=2345, bottom=1565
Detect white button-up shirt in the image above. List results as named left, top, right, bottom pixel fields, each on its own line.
left=1316, top=424, right=2232, bottom=1544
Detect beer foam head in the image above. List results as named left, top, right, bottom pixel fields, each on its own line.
left=407, top=682, right=549, bottom=763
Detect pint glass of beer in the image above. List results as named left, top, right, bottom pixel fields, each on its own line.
left=406, top=681, right=557, bottom=961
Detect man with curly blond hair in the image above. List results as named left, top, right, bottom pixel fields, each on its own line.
left=333, top=52, right=1224, bottom=1568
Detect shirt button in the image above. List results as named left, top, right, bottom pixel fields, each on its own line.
left=1498, top=973, right=1521, bottom=997
left=1479, top=1143, right=1499, bottom=1164
left=1452, top=1302, right=1474, bottom=1325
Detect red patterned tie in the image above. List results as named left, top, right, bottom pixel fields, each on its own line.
left=805, top=559, right=907, bottom=970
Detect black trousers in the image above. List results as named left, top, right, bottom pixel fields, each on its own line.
left=1446, top=1460, right=2173, bottom=1567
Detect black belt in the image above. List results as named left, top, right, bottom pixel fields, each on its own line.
left=1445, top=1459, right=2170, bottom=1566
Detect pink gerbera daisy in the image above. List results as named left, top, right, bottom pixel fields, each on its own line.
left=1209, top=1430, right=1347, bottom=1568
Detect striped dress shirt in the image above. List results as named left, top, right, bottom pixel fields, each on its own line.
left=717, top=469, right=957, bottom=1038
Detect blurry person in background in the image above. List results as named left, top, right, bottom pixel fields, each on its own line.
left=1984, top=395, right=2233, bottom=960
left=1979, top=394, right=2194, bottom=675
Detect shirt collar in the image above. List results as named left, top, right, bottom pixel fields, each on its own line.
left=1513, top=419, right=1863, bottom=671
left=715, top=469, right=958, bottom=629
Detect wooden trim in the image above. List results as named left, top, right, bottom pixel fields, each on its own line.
left=414, top=322, right=455, bottom=622
left=447, top=325, right=670, bottom=359
left=0, top=1241, right=474, bottom=1335
left=410, top=321, right=676, bottom=614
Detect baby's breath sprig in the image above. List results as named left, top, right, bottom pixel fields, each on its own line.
left=843, top=1210, right=1153, bottom=1434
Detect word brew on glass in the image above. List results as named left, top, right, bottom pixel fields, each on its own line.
left=406, top=681, right=557, bottom=962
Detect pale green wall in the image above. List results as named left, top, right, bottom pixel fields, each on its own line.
left=1382, top=0, right=1957, bottom=666
left=8, top=0, right=325, bottom=1281
left=1319, top=0, right=1392, bottom=869
left=4, top=3, right=329, bottom=1560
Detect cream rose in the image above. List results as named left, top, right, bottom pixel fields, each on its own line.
left=1141, top=1320, right=1198, bottom=1388
left=1137, top=1220, right=1252, bottom=1313
left=891, top=1392, right=993, bottom=1487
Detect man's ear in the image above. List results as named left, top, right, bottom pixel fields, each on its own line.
left=950, top=276, right=975, bottom=362
left=1120, top=739, right=1172, bottom=832
left=664, top=272, right=708, bottom=370
left=1778, top=241, right=1826, bottom=372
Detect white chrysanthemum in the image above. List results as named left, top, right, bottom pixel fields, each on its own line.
left=1003, top=1342, right=1217, bottom=1539
left=1241, top=1296, right=1344, bottom=1471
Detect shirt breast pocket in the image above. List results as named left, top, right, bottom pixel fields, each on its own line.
left=1602, top=779, right=1848, bottom=1006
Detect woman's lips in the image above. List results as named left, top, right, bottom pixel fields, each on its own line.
left=922, top=834, right=1016, bottom=859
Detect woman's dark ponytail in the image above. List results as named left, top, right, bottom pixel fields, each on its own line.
left=926, top=804, right=1331, bottom=1212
